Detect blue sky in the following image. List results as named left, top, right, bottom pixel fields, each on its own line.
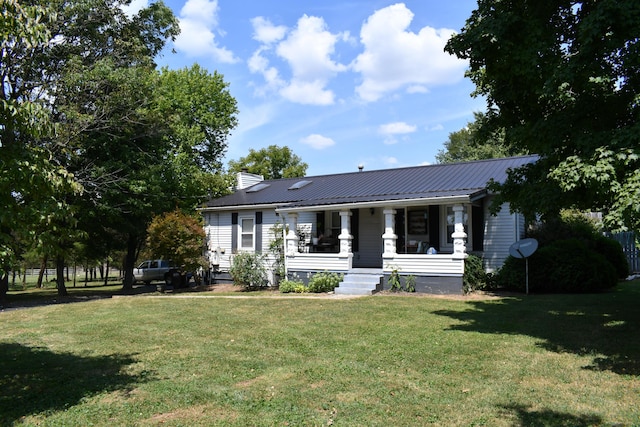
left=124, top=0, right=486, bottom=176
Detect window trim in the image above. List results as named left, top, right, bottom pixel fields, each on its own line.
left=238, top=215, right=255, bottom=251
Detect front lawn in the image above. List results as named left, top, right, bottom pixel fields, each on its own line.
left=1, top=281, right=639, bottom=426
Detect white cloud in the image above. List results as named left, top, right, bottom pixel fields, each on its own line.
left=174, top=0, right=238, bottom=63
left=382, top=156, right=399, bottom=166
left=428, top=124, right=444, bottom=131
left=300, top=134, right=336, bottom=149
left=407, top=85, right=429, bottom=94
left=120, top=0, right=148, bottom=17
left=379, top=121, right=417, bottom=135
left=379, top=121, right=417, bottom=145
left=352, top=3, right=467, bottom=102
left=251, top=17, right=287, bottom=45
left=281, top=80, right=335, bottom=105
left=249, top=14, right=348, bottom=105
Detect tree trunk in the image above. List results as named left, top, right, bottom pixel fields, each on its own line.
left=0, top=272, right=8, bottom=306
left=122, top=233, right=139, bottom=290
left=56, top=256, right=68, bottom=297
left=37, top=256, right=47, bottom=288
left=103, top=259, right=110, bottom=287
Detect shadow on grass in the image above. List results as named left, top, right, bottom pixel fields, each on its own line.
left=501, top=404, right=603, bottom=427
left=433, top=281, right=640, bottom=376
left=0, top=343, right=152, bottom=425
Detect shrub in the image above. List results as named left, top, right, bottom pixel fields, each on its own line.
left=307, top=271, right=342, bottom=293
left=463, top=254, right=489, bottom=294
left=279, top=279, right=304, bottom=293
left=594, top=235, right=629, bottom=279
left=531, top=239, right=617, bottom=292
left=495, top=213, right=625, bottom=293
left=388, top=266, right=402, bottom=291
left=229, top=252, right=267, bottom=290
left=497, top=239, right=617, bottom=293
left=404, top=275, right=416, bottom=292
left=293, top=284, right=308, bottom=293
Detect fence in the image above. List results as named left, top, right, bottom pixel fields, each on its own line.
left=609, top=232, right=639, bottom=274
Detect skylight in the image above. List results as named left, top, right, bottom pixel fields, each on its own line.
left=246, top=183, right=270, bottom=193
left=288, top=180, right=312, bottom=190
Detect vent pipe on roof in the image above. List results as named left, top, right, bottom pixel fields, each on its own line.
left=358, top=164, right=364, bottom=172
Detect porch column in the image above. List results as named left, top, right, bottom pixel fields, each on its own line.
left=285, top=212, right=299, bottom=256
left=338, top=210, right=353, bottom=254
left=451, top=204, right=468, bottom=259
left=382, top=208, right=397, bottom=258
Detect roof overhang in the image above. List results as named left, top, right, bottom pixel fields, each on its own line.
left=276, top=194, right=479, bottom=214
left=200, top=190, right=488, bottom=214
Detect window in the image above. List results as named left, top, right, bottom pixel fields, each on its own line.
left=240, top=216, right=255, bottom=249
left=442, top=205, right=471, bottom=248
left=330, top=211, right=340, bottom=238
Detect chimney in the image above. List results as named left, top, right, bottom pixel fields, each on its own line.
left=236, top=171, right=264, bottom=190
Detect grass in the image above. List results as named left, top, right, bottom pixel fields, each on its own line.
left=1, top=281, right=639, bottom=426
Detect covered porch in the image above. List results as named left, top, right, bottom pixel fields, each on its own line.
left=278, top=198, right=480, bottom=288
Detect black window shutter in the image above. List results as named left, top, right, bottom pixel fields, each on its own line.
left=351, top=209, right=359, bottom=252
left=428, top=205, right=440, bottom=251
left=231, top=213, right=238, bottom=251
left=255, top=212, right=263, bottom=253
left=472, top=205, right=484, bottom=252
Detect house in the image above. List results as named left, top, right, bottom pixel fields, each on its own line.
left=200, top=155, right=538, bottom=294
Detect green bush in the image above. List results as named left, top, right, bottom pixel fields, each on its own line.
left=307, top=271, right=342, bottom=293
left=495, top=213, right=626, bottom=293
left=404, top=275, right=416, bottom=292
left=279, top=279, right=305, bottom=293
left=463, top=254, right=489, bottom=294
left=497, top=239, right=618, bottom=293
left=594, top=235, right=629, bottom=279
left=229, top=252, right=267, bottom=290
left=531, top=239, right=617, bottom=292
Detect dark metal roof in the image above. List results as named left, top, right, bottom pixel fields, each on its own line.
left=203, top=155, right=538, bottom=210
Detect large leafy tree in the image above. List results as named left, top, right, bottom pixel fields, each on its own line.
left=0, top=0, right=80, bottom=300
left=445, top=1, right=640, bottom=231
left=436, top=112, right=525, bottom=163
left=38, top=0, right=180, bottom=293
left=228, top=145, right=308, bottom=180
left=155, top=65, right=238, bottom=205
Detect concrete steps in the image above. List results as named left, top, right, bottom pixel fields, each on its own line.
left=334, top=269, right=383, bottom=296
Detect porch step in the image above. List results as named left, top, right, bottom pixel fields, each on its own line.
left=334, top=269, right=383, bottom=296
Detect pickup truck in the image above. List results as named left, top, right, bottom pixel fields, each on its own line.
left=133, top=259, right=173, bottom=284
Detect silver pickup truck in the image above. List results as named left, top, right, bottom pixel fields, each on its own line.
left=133, top=259, right=173, bottom=284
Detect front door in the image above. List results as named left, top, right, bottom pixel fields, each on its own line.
left=353, top=208, right=383, bottom=268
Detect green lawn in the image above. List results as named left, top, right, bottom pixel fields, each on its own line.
left=1, top=281, right=639, bottom=426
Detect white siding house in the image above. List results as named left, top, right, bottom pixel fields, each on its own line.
left=201, top=156, right=538, bottom=294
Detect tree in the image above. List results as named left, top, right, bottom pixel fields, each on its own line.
left=155, top=65, right=238, bottom=206
left=228, top=145, right=308, bottom=179
left=436, top=112, right=525, bottom=163
left=37, top=0, right=180, bottom=293
left=0, top=0, right=80, bottom=301
left=145, top=210, right=206, bottom=275
left=445, top=1, right=640, bottom=231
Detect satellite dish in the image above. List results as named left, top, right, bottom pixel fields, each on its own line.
left=509, top=238, right=538, bottom=259
left=508, top=238, right=538, bottom=295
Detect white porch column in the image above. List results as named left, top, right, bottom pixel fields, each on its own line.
left=338, top=210, right=353, bottom=254
left=382, top=208, right=397, bottom=258
left=285, top=212, right=299, bottom=256
left=451, top=204, right=468, bottom=259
